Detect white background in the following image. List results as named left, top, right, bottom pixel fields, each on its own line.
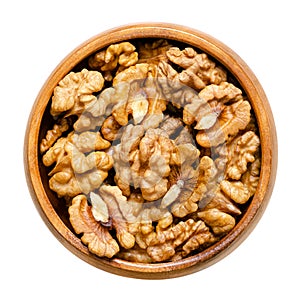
left=1, top=0, right=298, bottom=299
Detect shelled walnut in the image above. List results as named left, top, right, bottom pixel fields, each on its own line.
left=40, top=38, right=261, bottom=263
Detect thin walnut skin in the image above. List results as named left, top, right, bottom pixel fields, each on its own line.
left=40, top=38, right=262, bottom=263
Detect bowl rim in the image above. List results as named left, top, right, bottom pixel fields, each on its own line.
left=24, top=22, right=277, bottom=279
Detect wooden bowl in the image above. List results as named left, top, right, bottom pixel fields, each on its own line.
left=24, top=23, right=277, bottom=279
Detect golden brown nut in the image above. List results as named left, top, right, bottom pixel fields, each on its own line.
left=196, top=100, right=251, bottom=147
left=74, top=82, right=131, bottom=132
left=113, top=124, right=145, bottom=196
left=86, top=83, right=130, bottom=118
left=89, top=42, right=138, bottom=72
left=160, top=46, right=227, bottom=91
left=99, top=185, right=136, bottom=249
left=116, top=246, right=153, bottom=263
left=71, top=147, right=112, bottom=174
left=137, top=39, right=172, bottom=64
left=135, top=128, right=176, bottom=201
left=42, top=133, right=113, bottom=198
left=101, top=115, right=122, bottom=141
left=202, top=188, right=242, bottom=215
left=112, top=124, right=178, bottom=201
left=113, top=63, right=157, bottom=86
left=181, top=221, right=216, bottom=258
left=241, top=158, right=261, bottom=196
left=157, top=60, right=200, bottom=109
left=69, top=195, right=119, bottom=258
left=49, top=167, right=81, bottom=199
left=70, top=131, right=110, bottom=152
left=88, top=62, right=167, bottom=131
left=146, top=219, right=207, bottom=262
left=171, top=156, right=217, bottom=218
left=224, top=131, right=260, bottom=180
left=220, top=158, right=261, bottom=204
left=111, top=88, right=149, bottom=126
left=84, top=81, right=151, bottom=131
left=73, top=112, right=104, bottom=133
left=40, top=118, right=70, bottom=153
left=220, top=180, right=251, bottom=204
left=130, top=207, right=173, bottom=241
left=198, top=208, right=235, bottom=235
left=42, top=135, right=69, bottom=167
left=183, top=82, right=243, bottom=129
left=50, top=69, right=104, bottom=117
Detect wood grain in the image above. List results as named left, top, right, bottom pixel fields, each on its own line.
left=24, top=23, right=277, bottom=279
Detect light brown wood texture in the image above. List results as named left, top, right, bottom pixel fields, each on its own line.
left=24, top=23, right=277, bottom=279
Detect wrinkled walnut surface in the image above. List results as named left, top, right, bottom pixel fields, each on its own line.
left=40, top=39, right=261, bottom=263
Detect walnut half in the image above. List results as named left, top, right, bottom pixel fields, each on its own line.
left=69, top=195, right=119, bottom=258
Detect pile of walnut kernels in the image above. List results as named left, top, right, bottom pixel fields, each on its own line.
left=40, top=39, right=261, bottom=263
